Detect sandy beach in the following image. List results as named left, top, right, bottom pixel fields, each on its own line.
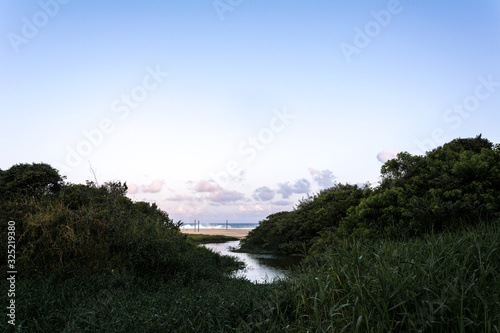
left=181, top=228, right=252, bottom=239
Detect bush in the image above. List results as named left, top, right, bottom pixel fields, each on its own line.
left=240, top=183, right=368, bottom=254
left=0, top=164, right=240, bottom=283
left=338, top=135, right=500, bottom=241
left=244, top=136, right=500, bottom=254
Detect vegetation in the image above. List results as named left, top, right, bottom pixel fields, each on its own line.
left=1, top=135, right=500, bottom=331
left=186, top=234, right=240, bottom=244
left=241, top=135, right=500, bottom=254
left=240, top=183, right=370, bottom=254
left=0, top=164, right=241, bottom=281
left=248, top=222, right=500, bottom=332
left=4, top=222, right=499, bottom=332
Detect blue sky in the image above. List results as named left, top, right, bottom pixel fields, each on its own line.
left=2, top=0, right=500, bottom=224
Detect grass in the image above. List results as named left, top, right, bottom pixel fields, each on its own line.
left=186, top=233, right=240, bottom=244
left=2, top=272, right=274, bottom=332
left=2, top=222, right=499, bottom=332
left=257, top=221, right=500, bottom=332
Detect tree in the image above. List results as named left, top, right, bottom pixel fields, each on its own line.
left=0, top=163, right=64, bottom=200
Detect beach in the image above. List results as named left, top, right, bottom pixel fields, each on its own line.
left=181, top=228, right=252, bottom=239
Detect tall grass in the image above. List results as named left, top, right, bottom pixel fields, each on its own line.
left=252, top=222, right=500, bottom=332
left=2, top=219, right=499, bottom=331
left=2, top=272, right=275, bottom=332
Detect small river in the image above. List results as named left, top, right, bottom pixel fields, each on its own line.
left=203, top=240, right=301, bottom=283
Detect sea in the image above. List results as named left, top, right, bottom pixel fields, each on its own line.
left=180, top=222, right=259, bottom=230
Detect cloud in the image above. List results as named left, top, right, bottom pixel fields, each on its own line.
left=377, top=149, right=398, bottom=163
left=272, top=200, right=293, bottom=206
left=127, top=184, right=139, bottom=194
left=142, top=179, right=165, bottom=193
left=308, top=168, right=336, bottom=188
left=192, top=179, right=245, bottom=203
left=165, top=195, right=195, bottom=201
left=126, top=180, right=164, bottom=194
left=208, top=189, right=245, bottom=203
left=277, top=179, right=310, bottom=199
left=194, top=180, right=222, bottom=193
left=229, top=169, right=246, bottom=183
left=252, top=186, right=275, bottom=201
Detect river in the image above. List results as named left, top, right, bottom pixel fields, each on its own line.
left=203, top=240, right=301, bottom=283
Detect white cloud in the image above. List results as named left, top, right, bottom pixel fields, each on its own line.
left=127, top=179, right=165, bottom=194
left=142, top=179, right=165, bottom=193
left=191, top=179, right=245, bottom=203
left=377, top=149, right=398, bottom=163
left=308, top=168, right=336, bottom=188
left=194, top=180, right=222, bottom=193
left=127, top=184, right=139, bottom=194
left=277, top=179, right=310, bottom=199
left=272, top=200, right=293, bottom=206
left=165, top=194, right=195, bottom=202
left=252, top=186, right=275, bottom=201
left=208, top=189, right=245, bottom=203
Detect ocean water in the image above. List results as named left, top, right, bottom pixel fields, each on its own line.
left=180, top=222, right=259, bottom=230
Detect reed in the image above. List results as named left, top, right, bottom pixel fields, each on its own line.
left=248, top=221, right=500, bottom=332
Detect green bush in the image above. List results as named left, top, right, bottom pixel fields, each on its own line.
left=0, top=164, right=240, bottom=283
left=0, top=163, right=64, bottom=200
left=338, top=135, right=500, bottom=242
left=244, top=135, right=500, bottom=254
left=240, top=183, right=368, bottom=254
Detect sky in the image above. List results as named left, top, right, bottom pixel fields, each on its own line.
left=1, top=0, right=500, bottom=224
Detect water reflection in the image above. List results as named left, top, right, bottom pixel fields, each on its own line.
left=203, top=241, right=301, bottom=283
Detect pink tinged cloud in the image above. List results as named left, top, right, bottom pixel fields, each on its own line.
left=127, top=180, right=165, bottom=194
left=194, top=180, right=222, bottom=192
left=142, top=179, right=165, bottom=193
left=377, top=149, right=398, bottom=163
left=208, top=189, right=245, bottom=203
left=192, top=180, right=244, bottom=203
left=165, top=195, right=196, bottom=202
left=127, top=184, right=139, bottom=194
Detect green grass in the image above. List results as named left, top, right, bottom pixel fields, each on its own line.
left=256, top=221, right=500, bottom=332
left=2, top=222, right=499, bottom=332
left=2, top=272, right=274, bottom=332
left=186, top=233, right=240, bottom=244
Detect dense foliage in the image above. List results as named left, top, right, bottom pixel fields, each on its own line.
left=0, top=163, right=64, bottom=200
left=338, top=135, right=500, bottom=240
left=0, top=163, right=240, bottom=281
left=2, top=136, right=500, bottom=331
left=240, top=183, right=369, bottom=254
left=242, top=135, right=500, bottom=254
left=4, top=222, right=499, bottom=331
left=253, top=222, right=500, bottom=332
